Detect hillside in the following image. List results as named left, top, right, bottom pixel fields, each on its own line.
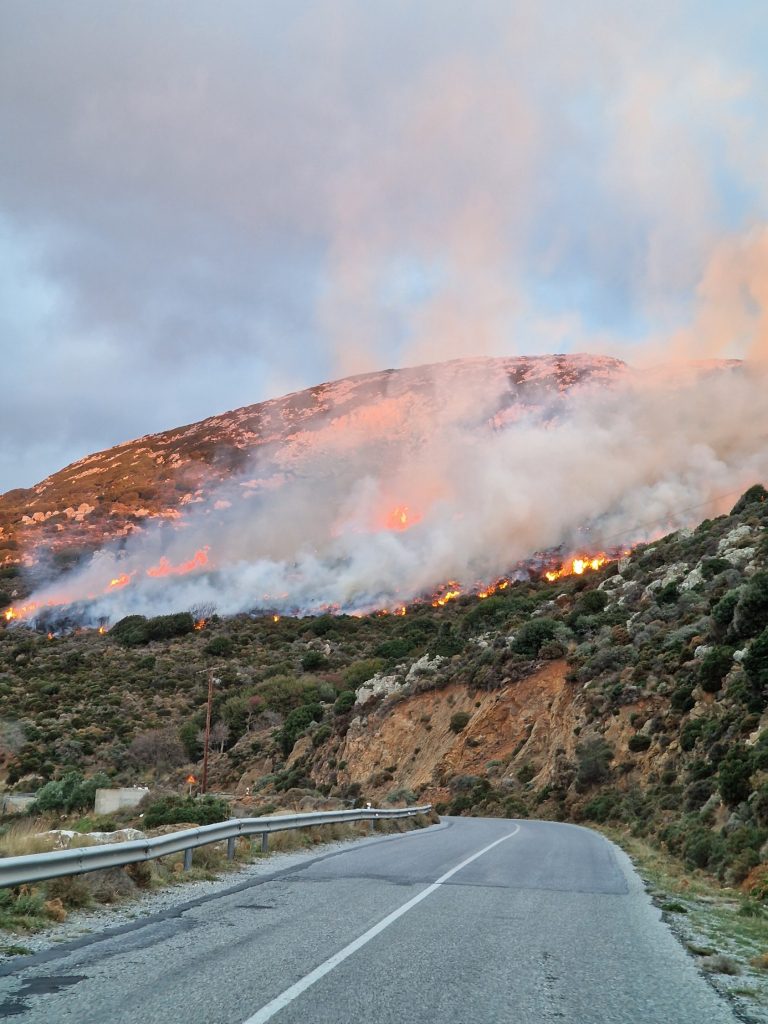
left=1, top=483, right=767, bottom=889
left=0, top=353, right=625, bottom=570
left=1, top=351, right=758, bottom=628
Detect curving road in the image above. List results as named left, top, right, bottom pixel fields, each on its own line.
left=0, top=817, right=739, bottom=1023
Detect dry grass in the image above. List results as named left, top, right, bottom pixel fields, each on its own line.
left=0, top=820, right=60, bottom=858
left=0, top=811, right=434, bottom=937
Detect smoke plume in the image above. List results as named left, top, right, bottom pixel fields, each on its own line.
left=16, top=357, right=768, bottom=626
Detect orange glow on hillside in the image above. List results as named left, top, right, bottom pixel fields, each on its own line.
left=146, top=547, right=209, bottom=579
left=194, top=619, right=207, bottom=631
left=384, top=505, right=422, bottom=532
left=2, top=545, right=213, bottom=624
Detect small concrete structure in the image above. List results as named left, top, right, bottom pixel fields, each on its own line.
left=1, top=793, right=35, bottom=815
left=94, top=787, right=150, bottom=815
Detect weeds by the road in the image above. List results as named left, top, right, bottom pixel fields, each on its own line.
left=0, top=814, right=432, bottom=942
left=602, top=826, right=768, bottom=1021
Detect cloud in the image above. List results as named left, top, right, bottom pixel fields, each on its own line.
left=1, top=1, right=768, bottom=490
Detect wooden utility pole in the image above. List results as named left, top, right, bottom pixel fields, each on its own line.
left=201, top=668, right=214, bottom=795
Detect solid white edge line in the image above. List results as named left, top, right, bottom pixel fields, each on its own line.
left=242, top=823, right=521, bottom=1024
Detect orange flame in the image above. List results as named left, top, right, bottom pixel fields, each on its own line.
left=272, top=614, right=280, bottom=623
left=4, top=601, right=42, bottom=622
left=431, top=582, right=462, bottom=607
left=146, top=547, right=209, bottom=579
left=477, top=579, right=510, bottom=599
left=385, top=505, right=421, bottom=532
left=544, top=554, right=608, bottom=582
left=98, top=626, right=106, bottom=634
left=109, top=573, right=134, bottom=590
left=194, top=619, right=206, bottom=631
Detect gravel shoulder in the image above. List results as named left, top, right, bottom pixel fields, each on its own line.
left=600, top=826, right=768, bottom=1024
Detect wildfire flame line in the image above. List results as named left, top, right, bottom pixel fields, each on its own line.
left=2, top=527, right=617, bottom=627
left=3, top=546, right=212, bottom=623
left=544, top=554, right=609, bottom=582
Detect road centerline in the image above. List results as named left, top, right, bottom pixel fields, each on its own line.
left=241, top=824, right=521, bottom=1024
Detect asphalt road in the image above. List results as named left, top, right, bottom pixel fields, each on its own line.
left=0, top=817, right=740, bottom=1023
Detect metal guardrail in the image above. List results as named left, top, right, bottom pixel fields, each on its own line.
left=0, top=805, right=433, bottom=888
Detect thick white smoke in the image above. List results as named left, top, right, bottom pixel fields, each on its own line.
left=17, top=357, right=768, bottom=626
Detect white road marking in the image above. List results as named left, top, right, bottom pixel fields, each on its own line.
left=242, top=824, right=521, bottom=1023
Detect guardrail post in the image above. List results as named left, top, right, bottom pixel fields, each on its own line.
left=226, top=837, right=236, bottom=861
left=0, top=805, right=432, bottom=888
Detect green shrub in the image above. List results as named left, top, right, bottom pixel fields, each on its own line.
left=308, top=615, right=337, bottom=636
left=712, top=591, right=740, bottom=632
left=254, top=675, right=323, bottom=714
left=178, top=720, right=203, bottom=760
left=142, top=794, right=229, bottom=828
left=628, top=733, right=651, bottom=752
left=575, top=590, right=608, bottom=616
left=312, top=724, right=332, bottom=747
left=449, top=712, right=471, bottom=733
left=431, top=624, right=463, bottom=658
left=657, top=582, right=680, bottom=606
left=733, top=573, right=768, bottom=640
left=680, top=719, right=705, bottom=751
left=334, top=690, right=357, bottom=716
left=205, top=636, right=234, bottom=657
left=375, top=638, right=412, bottom=661
left=29, top=770, right=111, bottom=815
left=671, top=683, right=695, bottom=713
left=731, top=484, right=768, bottom=515
left=683, top=778, right=715, bottom=811
left=701, top=557, right=730, bottom=580
left=718, top=745, right=753, bottom=806
left=699, top=646, right=734, bottom=692
left=582, top=792, right=621, bottom=822
left=512, top=618, right=559, bottom=657
left=464, top=597, right=509, bottom=629
left=344, top=659, right=385, bottom=688
left=301, top=650, right=328, bottom=671
left=575, top=738, right=613, bottom=789
left=110, top=612, right=195, bottom=646
left=385, top=788, right=417, bottom=805
left=744, top=629, right=768, bottom=690
left=110, top=614, right=150, bottom=646
left=279, top=703, right=323, bottom=756
left=683, top=827, right=725, bottom=870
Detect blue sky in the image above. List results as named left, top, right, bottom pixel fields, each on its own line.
left=2, top=0, right=768, bottom=491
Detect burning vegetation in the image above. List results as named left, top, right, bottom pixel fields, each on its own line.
left=2, top=542, right=621, bottom=631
